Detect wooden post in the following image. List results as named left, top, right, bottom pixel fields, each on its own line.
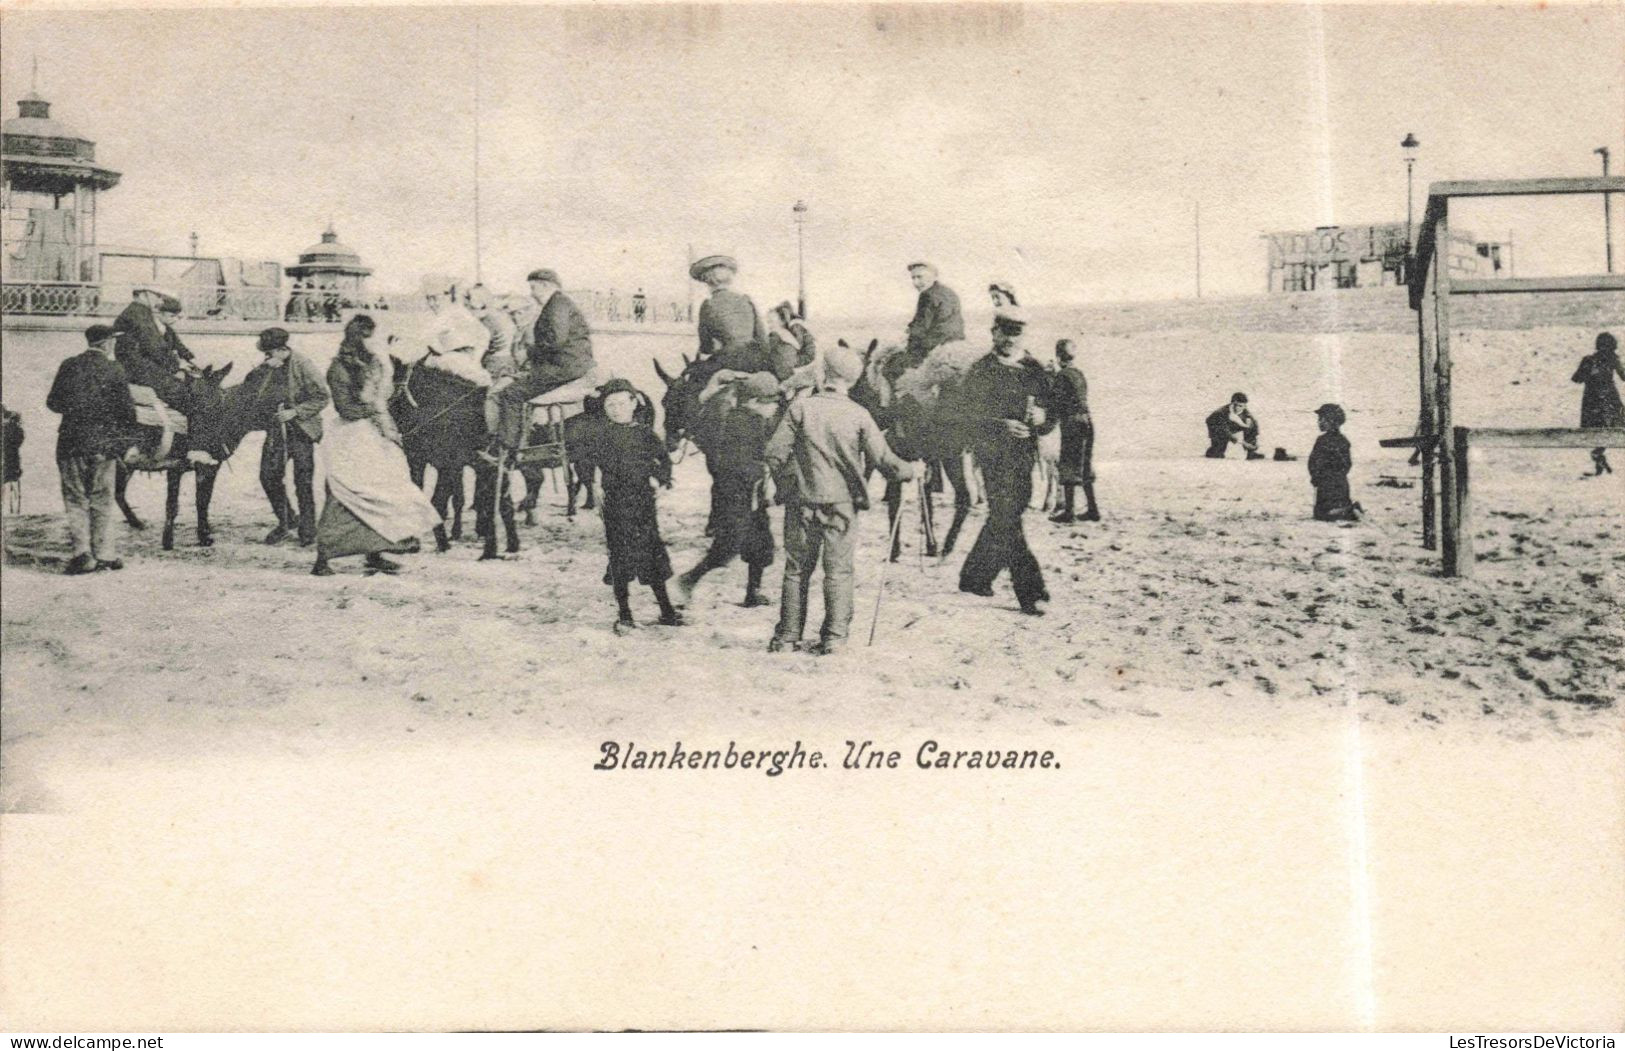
left=1433, top=205, right=1461, bottom=576
left=1416, top=273, right=1438, bottom=550
left=1453, top=427, right=1473, bottom=577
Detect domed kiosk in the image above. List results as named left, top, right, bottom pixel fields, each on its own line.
left=1, top=92, right=121, bottom=283
left=286, top=225, right=373, bottom=294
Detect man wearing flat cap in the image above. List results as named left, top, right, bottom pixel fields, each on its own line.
left=47, top=325, right=138, bottom=574
left=115, top=285, right=197, bottom=420
left=692, top=255, right=768, bottom=375
left=489, top=269, right=595, bottom=446
left=255, top=328, right=330, bottom=545
left=898, top=262, right=964, bottom=380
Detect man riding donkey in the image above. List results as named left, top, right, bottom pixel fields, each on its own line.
left=113, top=285, right=211, bottom=464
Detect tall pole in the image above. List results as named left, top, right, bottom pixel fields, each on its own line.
left=472, top=17, right=483, bottom=286
left=1405, top=158, right=1415, bottom=250
left=1194, top=200, right=1202, bottom=298
left=1401, top=133, right=1420, bottom=284
left=1597, top=147, right=1613, bottom=274
left=793, top=200, right=808, bottom=318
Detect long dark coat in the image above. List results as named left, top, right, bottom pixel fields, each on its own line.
left=577, top=417, right=674, bottom=586
left=1574, top=349, right=1625, bottom=428
left=1308, top=430, right=1353, bottom=519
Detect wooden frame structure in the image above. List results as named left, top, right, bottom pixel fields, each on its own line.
left=1383, top=176, right=1625, bottom=578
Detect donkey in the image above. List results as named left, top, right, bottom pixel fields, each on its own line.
left=388, top=356, right=518, bottom=560
left=847, top=341, right=978, bottom=562
left=113, top=363, right=286, bottom=550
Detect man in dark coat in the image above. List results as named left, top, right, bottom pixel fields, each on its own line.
left=490, top=268, right=595, bottom=446
left=895, top=262, right=964, bottom=381
left=46, top=325, right=138, bottom=574
left=693, top=255, right=768, bottom=374
left=115, top=287, right=196, bottom=416
left=1048, top=339, right=1100, bottom=523
left=256, top=328, right=330, bottom=546
left=957, top=310, right=1056, bottom=615
left=1204, top=392, right=1263, bottom=459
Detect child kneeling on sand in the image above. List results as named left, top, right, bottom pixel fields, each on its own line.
left=575, top=378, right=685, bottom=634
left=672, top=371, right=782, bottom=609
left=1308, top=403, right=1362, bottom=522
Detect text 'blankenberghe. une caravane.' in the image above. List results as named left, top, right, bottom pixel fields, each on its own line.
left=594, top=740, right=1061, bottom=776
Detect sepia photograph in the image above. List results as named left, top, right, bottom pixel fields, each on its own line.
left=1, top=0, right=1621, bottom=1035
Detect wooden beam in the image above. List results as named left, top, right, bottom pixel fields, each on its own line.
left=1427, top=176, right=1625, bottom=200
left=1451, top=275, right=1625, bottom=295
left=1453, top=428, right=1474, bottom=578
left=1464, top=427, right=1625, bottom=449
left=1417, top=302, right=1439, bottom=551
left=1410, top=176, right=1625, bottom=309
left=1434, top=207, right=1461, bottom=577
left=1379, top=435, right=1439, bottom=449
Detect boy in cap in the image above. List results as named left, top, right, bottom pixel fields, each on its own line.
left=764, top=343, right=914, bottom=654
left=671, top=371, right=782, bottom=609
left=1307, top=403, right=1361, bottom=521
left=46, top=325, right=139, bottom=574
left=256, top=328, right=330, bottom=545
left=574, top=378, right=685, bottom=635
left=1048, top=339, right=1100, bottom=523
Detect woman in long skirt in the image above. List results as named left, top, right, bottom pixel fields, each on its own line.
left=1573, top=331, right=1624, bottom=476
left=312, top=315, right=442, bottom=575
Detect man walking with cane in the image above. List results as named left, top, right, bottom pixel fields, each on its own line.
left=764, top=343, right=913, bottom=656
left=257, top=328, right=329, bottom=545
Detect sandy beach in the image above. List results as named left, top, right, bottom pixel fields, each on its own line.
left=2, top=317, right=1620, bottom=1030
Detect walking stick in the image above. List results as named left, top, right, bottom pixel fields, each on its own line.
left=915, top=475, right=927, bottom=573
left=868, top=485, right=910, bottom=646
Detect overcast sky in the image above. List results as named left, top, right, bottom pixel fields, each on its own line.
left=4, top=3, right=1622, bottom=312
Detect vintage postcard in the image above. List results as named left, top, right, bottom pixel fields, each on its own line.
left=1, top=1, right=1621, bottom=1034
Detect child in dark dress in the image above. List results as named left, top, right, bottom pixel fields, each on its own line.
left=671, top=371, right=781, bottom=609
left=1307, top=403, right=1361, bottom=522
left=576, top=379, right=685, bottom=634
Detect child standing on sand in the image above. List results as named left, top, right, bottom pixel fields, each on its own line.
left=1307, top=403, right=1361, bottom=522
left=575, top=379, right=685, bottom=635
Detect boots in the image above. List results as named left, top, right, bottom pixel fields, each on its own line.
left=1080, top=481, right=1101, bottom=522
left=742, top=564, right=772, bottom=607
left=1050, top=484, right=1076, bottom=523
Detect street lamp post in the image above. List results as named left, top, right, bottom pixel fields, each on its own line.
left=793, top=199, right=808, bottom=318
left=1402, top=133, right=1420, bottom=286
left=1596, top=147, right=1613, bottom=274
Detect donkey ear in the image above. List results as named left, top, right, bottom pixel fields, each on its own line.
left=652, top=358, right=673, bottom=386
left=681, top=353, right=692, bottom=369
left=216, top=362, right=234, bottom=382
left=867, top=339, right=878, bottom=354
left=837, top=339, right=849, bottom=349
